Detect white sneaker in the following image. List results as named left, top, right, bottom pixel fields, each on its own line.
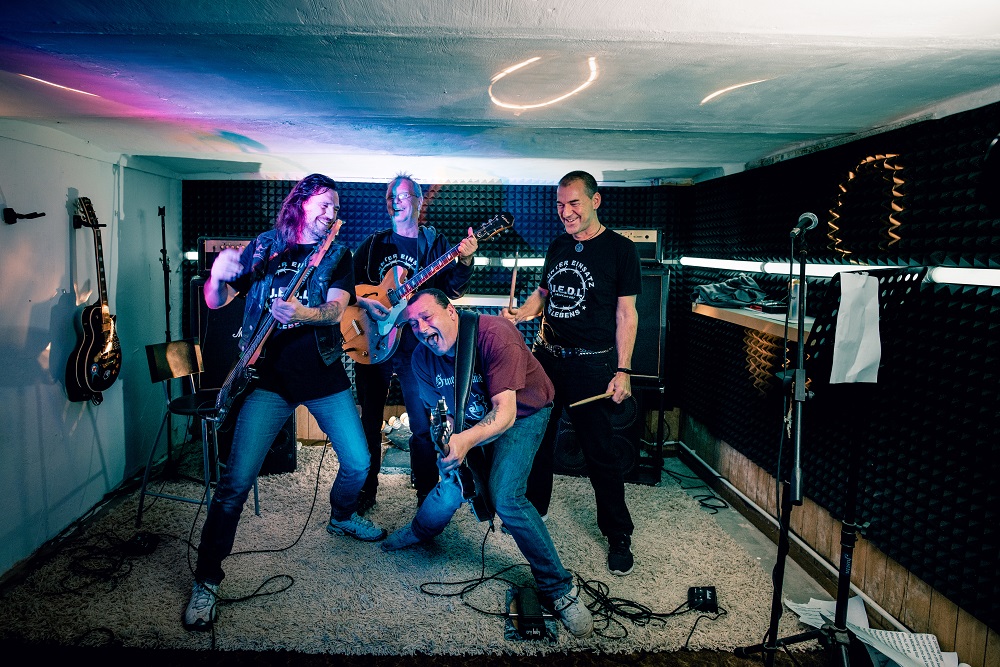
left=327, top=512, right=388, bottom=542
left=551, top=584, right=593, bottom=638
left=182, top=581, right=219, bottom=631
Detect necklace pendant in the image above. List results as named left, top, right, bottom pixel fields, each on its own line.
left=574, top=242, right=584, bottom=252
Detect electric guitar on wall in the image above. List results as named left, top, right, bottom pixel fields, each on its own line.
left=430, top=397, right=494, bottom=523
left=66, top=197, right=122, bottom=405
left=211, top=226, right=340, bottom=430
left=340, top=212, right=514, bottom=365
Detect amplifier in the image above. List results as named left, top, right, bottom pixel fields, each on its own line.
left=198, top=237, right=254, bottom=273
left=615, top=228, right=661, bottom=263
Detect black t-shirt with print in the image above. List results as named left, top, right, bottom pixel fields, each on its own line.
left=540, top=229, right=642, bottom=351
left=255, top=244, right=353, bottom=402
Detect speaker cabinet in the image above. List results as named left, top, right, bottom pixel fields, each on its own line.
left=552, top=392, right=655, bottom=483
left=632, top=266, right=670, bottom=382
left=190, top=276, right=296, bottom=475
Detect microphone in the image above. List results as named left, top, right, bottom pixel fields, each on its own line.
left=790, top=212, right=819, bottom=238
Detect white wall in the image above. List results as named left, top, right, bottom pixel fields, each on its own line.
left=0, top=122, right=181, bottom=576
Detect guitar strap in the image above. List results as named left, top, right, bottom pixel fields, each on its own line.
left=453, top=308, right=496, bottom=524
left=453, top=309, right=479, bottom=433
left=417, top=225, right=436, bottom=273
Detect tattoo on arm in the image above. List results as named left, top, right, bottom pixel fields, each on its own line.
left=480, top=407, right=498, bottom=427
left=311, top=300, right=343, bottom=324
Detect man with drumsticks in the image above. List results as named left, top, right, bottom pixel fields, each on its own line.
left=503, top=170, right=642, bottom=576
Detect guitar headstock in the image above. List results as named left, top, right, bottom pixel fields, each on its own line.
left=473, top=211, right=515, bottom=241
left=73, top=197, right=104, bottom=229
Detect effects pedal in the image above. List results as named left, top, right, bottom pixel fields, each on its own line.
left=511, top=586, right=547, bottom=639
left=688, top=586, right=718, bottom=613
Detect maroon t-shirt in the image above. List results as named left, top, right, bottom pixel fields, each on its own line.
left=411, top=314, right=554, bottom=424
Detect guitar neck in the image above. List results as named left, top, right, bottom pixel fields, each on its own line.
left=90, top=225, right=116, bottom=338
left=77, top=198, right=112, bottom=327
left=390, top=245, right=462, bottom=305
left=222, top=239, right=328, bottom=389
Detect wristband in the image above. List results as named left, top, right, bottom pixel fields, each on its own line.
left=616, top=368, right=632, bottom=375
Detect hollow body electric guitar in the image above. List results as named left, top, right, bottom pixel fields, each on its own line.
left=429, top=397, right=494, bottom=523
left=211, top=228, right=339, bottom=430
left=340, top=212, right=514, bottom=364
left=66, top=197, right=122, bottom=404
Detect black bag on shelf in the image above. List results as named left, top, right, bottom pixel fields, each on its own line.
left=692, top=273, right=769, bottom=308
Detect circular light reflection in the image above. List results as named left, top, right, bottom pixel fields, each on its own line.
left=489, top=57, right=598, bottom=111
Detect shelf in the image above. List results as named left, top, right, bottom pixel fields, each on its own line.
left=691, top=303, right=814, bottom=342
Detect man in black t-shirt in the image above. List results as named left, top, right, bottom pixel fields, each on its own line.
left=183, top=174, right=386, bottom=633
left=352, top=174, right=478, bottom=513
left=503, top=170, right=642, bottom=577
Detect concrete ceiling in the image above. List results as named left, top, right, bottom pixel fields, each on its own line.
left=1, top=1, right=999, bottom=184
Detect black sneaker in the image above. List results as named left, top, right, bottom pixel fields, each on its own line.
left=607, top=534, right=634, bottom=576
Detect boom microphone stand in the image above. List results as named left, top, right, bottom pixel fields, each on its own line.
left=737, top=225, right=925, bottom=664
left=736, top=213, right=851, bottom=667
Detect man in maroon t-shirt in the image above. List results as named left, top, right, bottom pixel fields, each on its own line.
left=379, top=288, right=593, bottom=638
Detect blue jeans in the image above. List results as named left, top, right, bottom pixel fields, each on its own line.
left=410, top=407, right=574, bottom=603
left=195, top=387, right=369, bottom=585
left=527, top=348, right=634, bottom=539
left=355, top=329, right=437, bottom=497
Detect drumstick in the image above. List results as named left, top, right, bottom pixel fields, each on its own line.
left=508, top=251, right=519, bottom=310
left=569, top=392, right=614, bottom=408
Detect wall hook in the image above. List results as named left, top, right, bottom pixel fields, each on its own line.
left=3, top=208, right=46, bottom=225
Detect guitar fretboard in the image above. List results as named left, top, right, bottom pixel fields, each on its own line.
left=389, top=247, right=462, bottom=306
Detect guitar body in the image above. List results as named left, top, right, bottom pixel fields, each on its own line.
left=341, top=212, right=515, bottom=365
left=459, top=447, right=495, bottom=523
left=78, top=303, right=122, bottom=392
left=65, top=197, right=122, bottom=404
left=341, top=273, right=408, bottom=365
left=212, top=364, right=256, bottom=432
left=430, top=397, right=495, bottom=523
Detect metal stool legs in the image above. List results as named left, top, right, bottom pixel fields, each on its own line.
left=135, top=410, right=213, bottom=528
left=135, top=412, right=259, bottom=528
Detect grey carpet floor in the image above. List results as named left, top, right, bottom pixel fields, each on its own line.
left=0, top=444, right=813, bottom=656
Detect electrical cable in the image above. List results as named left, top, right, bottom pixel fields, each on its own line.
left=661, top=467, right=731, bottom=514
left=176, top=441, right=333, bottom=648
left=417, top=520, right=729, bottom=643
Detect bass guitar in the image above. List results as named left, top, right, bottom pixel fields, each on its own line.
left=211, top=225, right=340, bottom=429
left=429, top=397, right=494, bottom=523
left=66, top=197, right=122, bottom=404
left=340, top=212, right=514, bottom=364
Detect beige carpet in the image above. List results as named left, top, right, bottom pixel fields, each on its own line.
left=0, top=444, right=810, bottom=655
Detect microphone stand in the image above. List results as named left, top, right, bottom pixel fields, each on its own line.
left=736, top=231, right=852, bottom=667
left=158, top=205, right=177, bottom=470
left=159, top=206, right=171, bottom=343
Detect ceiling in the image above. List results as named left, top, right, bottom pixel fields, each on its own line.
left=2, top=1, right=999, bottom=185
